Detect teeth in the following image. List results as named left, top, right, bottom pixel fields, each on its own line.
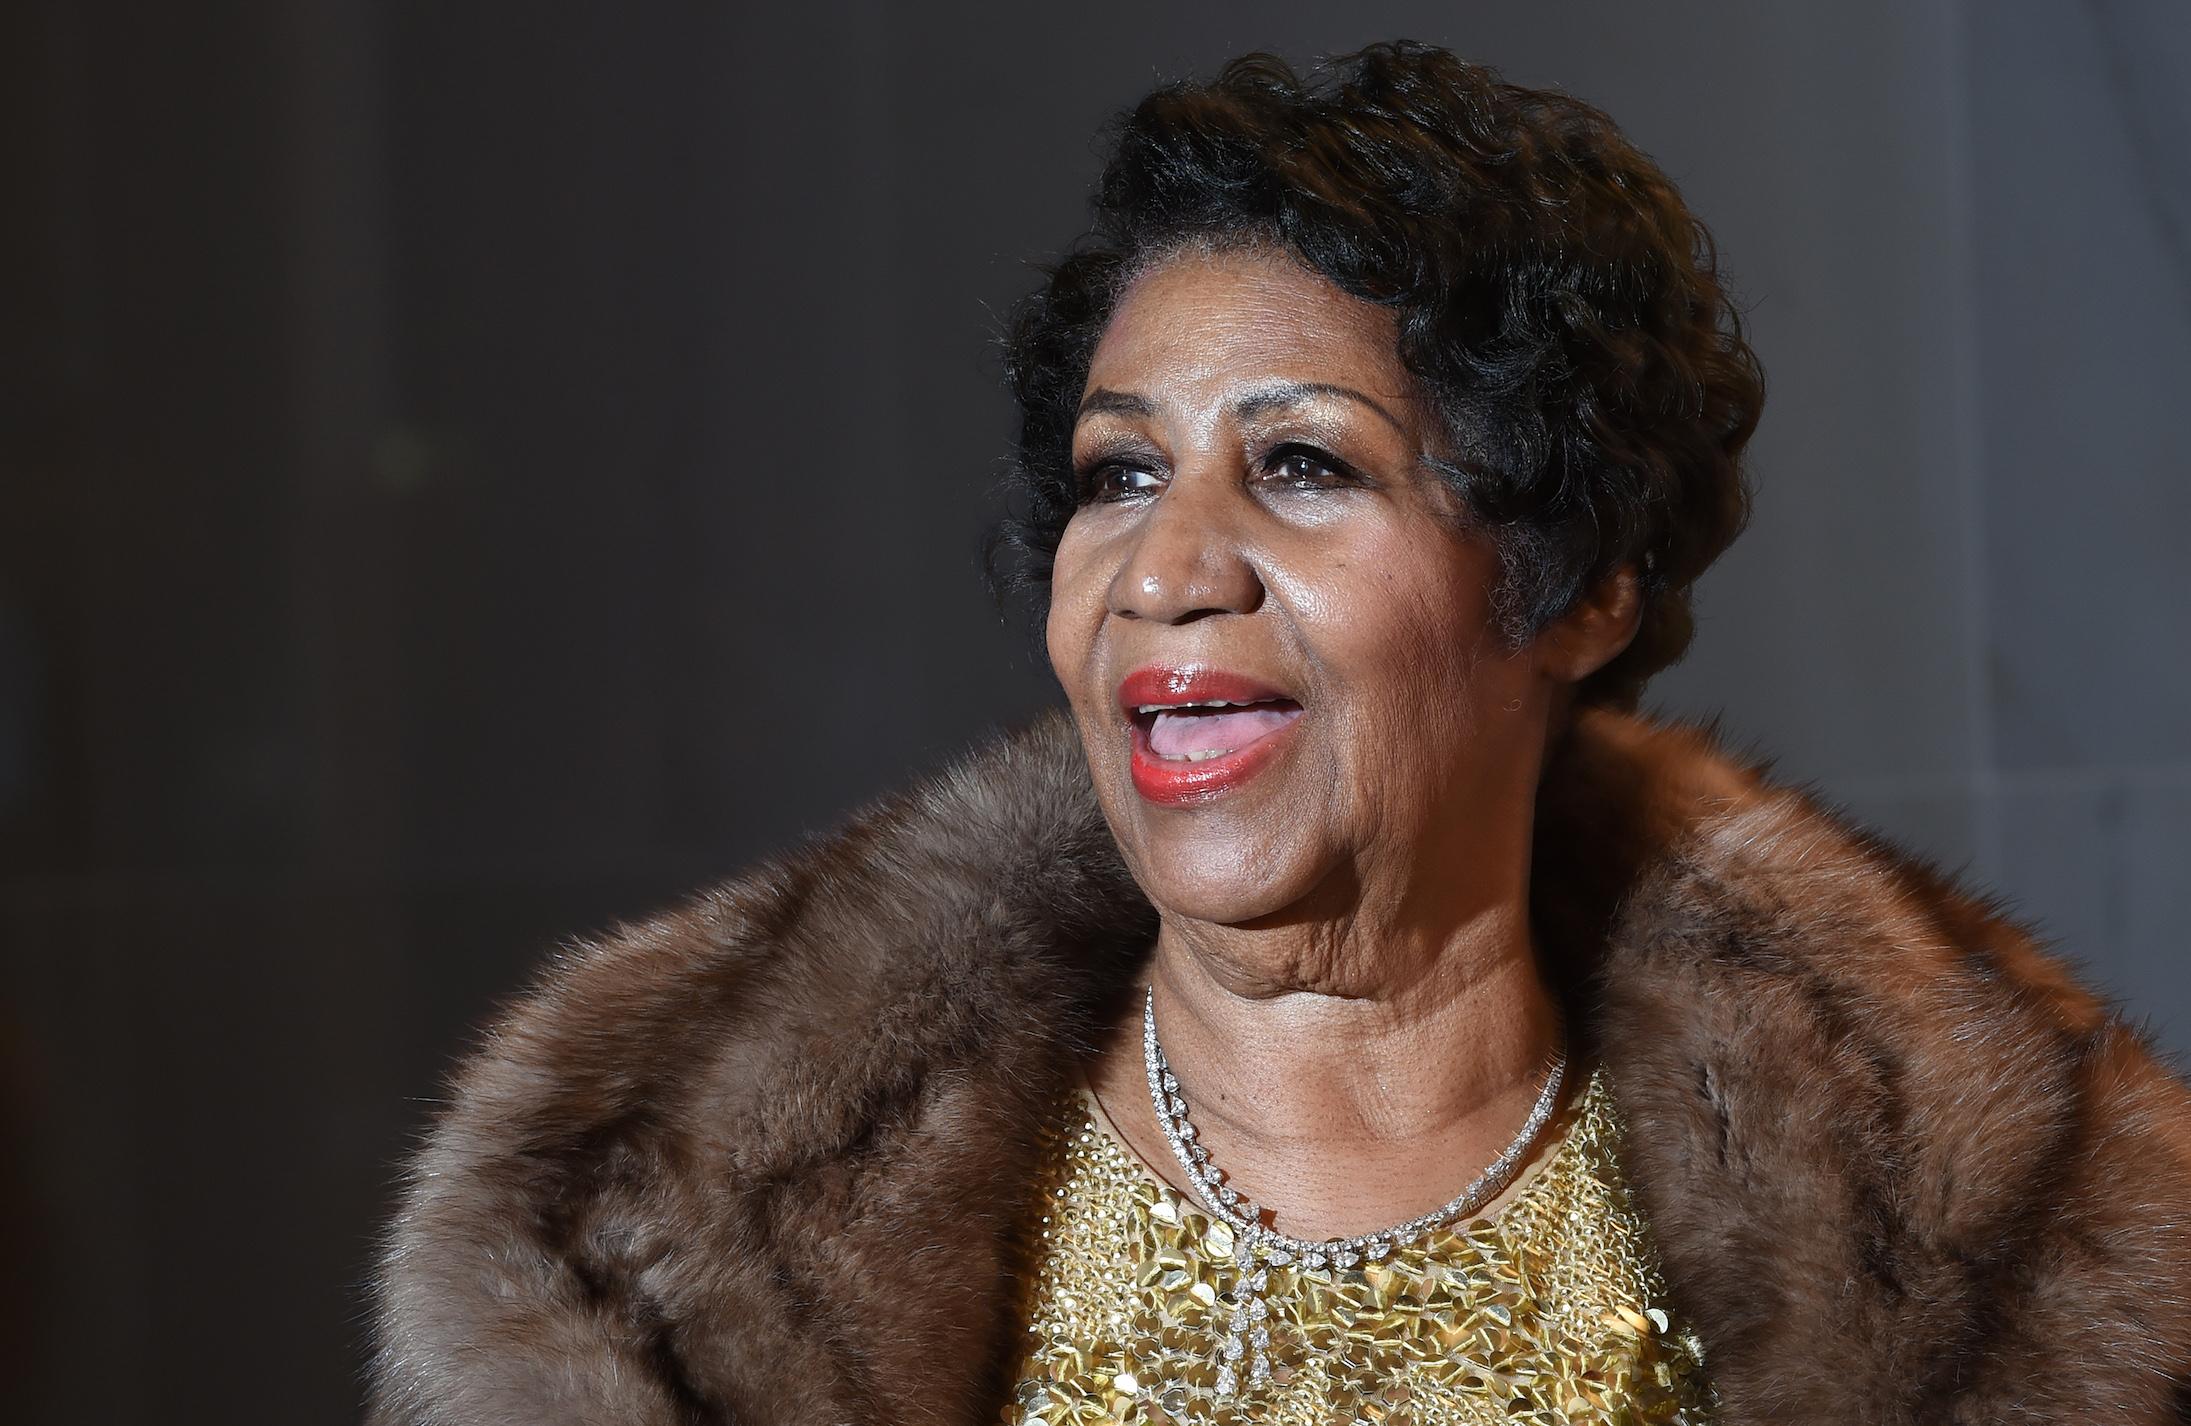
left=1135, top=698, right=1266, bottom=714
left=1143, top=744, right=1239, bottom=763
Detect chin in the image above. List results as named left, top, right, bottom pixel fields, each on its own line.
left=1079, top=729, right=1339, bottom=925
left=1118, top=823, right=1327, bottom=928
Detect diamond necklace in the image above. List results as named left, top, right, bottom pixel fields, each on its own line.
left=1141, top=983, right=1568, bottom=1398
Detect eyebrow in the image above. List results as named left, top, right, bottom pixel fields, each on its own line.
left=1074, top=380, right=1408, bottom=435
left=1075, top=388, right=1159, bottom=421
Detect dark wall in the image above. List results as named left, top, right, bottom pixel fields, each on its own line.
left=3, top=3, right=2184, bottom=1421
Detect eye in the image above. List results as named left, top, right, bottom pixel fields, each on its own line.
left=1261, top=443, right=1358, bottom=489
left=1076, top=459, right=1163, bottom=504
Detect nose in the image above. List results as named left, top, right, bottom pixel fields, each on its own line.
left=1105, top=469, right=1265, bottom=623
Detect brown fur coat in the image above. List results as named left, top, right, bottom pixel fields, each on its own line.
left=363, top=705, right=2191, bottom=1424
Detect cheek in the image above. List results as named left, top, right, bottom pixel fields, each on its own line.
left=1043, top=521, right=1106, bottom=691
left=1309, top=536, right=1504, bottom=708
left=1042, top=592, right=1078, bottom=693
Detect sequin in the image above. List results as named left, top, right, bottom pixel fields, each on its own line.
left=999, top=1065, right=1716, bottom=1425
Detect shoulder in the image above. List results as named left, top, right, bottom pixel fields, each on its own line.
left=363, top=708, right=1154, bottom=1424
left=1544, top=705, right=2191, bottom=1421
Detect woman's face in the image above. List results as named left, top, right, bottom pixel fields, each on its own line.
left=1047, top=245, right=1580, bottom=932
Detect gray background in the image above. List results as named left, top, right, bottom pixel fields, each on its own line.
left=2, top=1, right=2184, bottom=1421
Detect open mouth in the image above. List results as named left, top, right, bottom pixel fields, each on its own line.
left=1115, top=666, right=1306, bottom=805
left=1130, top=699, right=1305, bottom=762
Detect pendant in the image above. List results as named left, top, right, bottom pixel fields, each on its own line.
left=1218, top=1221, right=1273, bottom=1397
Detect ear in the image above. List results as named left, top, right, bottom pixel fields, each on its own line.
left=1536, top=562, right=1643, bottom=685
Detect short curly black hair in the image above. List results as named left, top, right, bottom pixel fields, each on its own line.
left=986, top=41, right=1763, bottom=710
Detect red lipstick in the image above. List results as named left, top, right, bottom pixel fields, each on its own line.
left=1116, top=665, right=1304, bottom=806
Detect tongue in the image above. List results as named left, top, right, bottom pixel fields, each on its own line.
left=1149, top=704, right=1299, bottom=758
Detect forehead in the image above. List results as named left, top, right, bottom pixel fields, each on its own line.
left=1084, top=246, right=1413, bottom=404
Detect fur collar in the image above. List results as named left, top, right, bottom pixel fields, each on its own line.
left=365, top=704, right=2191, bottom=1425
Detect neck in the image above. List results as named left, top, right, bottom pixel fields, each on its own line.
left=1089, top=879, right=1567, bottom=1241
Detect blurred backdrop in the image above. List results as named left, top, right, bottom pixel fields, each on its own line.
left=3, top=1, right=2186, bottom=1421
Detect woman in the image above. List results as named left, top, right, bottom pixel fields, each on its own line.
left=364, top=43, right=2191, bottom=1426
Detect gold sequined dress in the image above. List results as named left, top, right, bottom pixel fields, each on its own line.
left=1000, top=1064, right=1715, bottom=1425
